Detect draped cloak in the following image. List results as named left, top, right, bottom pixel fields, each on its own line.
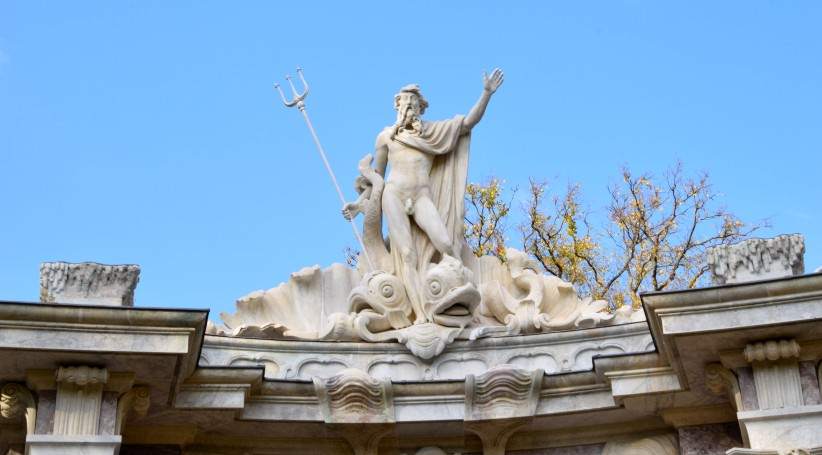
left=387, top=115, right=472, bottom=318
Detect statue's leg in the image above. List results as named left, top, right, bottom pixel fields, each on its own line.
left=383, top=188, right=426, bottom=323
left=413, top=196, right=459, bottom=259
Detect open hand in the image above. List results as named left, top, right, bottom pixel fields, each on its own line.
left=483, top=68, right=504, bottom=94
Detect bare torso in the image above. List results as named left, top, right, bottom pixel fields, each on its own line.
left=382, top=134, right=435, bottom=203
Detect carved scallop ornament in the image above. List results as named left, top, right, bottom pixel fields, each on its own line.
left=464, top=364, right=543, bottom=421
left=313, top=368, right=394, bottom=424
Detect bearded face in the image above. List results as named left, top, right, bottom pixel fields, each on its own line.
left=395, top=92, right=422, bottom=130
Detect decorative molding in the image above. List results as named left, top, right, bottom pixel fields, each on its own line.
left=40, top=261, right=140, bottom=306
left=56, top=366, right=109, bottom=387
left=0, top=383, right=36, bottom=434
left=313, top=369, right=394, bottom=424
left=742, top=340, right=803, bottom=410
left=26, top=370, right=133, bottom=394
left=465, top=365, right=543, bottom=421
left=708, top=234, right=805, bottom=285
left=744, top=340, right=801, bottom=363
left=115, top=386, right=150, bottom=434
left=395, top=323, right=460, bottom=360
left=200, top=321, right=653, bottom=382
left=705, top=363, right=744, bottom=411
left=53, top=366, right=108, bottom=435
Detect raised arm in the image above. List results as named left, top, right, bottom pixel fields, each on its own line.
left=462, top=68, right=504, bottom=133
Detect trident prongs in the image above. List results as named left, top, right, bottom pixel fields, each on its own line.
left=272, top=66, right=375, bottom=272
left=274, top=67, right=309, bottom=108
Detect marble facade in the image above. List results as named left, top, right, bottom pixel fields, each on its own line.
left=0, top=235, right=821, bottom=454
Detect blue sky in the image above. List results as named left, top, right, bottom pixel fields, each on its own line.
left=1, top=1, right=820, bottom=317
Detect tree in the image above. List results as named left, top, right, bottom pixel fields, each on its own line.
left=467, top=163, right=763, bottom=308
left=464, top=178, right=514, bottom=260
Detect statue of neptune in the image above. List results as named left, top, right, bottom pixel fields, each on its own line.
left=344, top=69, right=504, bottom=324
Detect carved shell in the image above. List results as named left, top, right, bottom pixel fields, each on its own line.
left=396, top=323, right=460, bottom=360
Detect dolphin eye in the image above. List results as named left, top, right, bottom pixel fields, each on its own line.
left=381, top=284, right=394, bottom=298
left=429, top=279, right=442, bottom=296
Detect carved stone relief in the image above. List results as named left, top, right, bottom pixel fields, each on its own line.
left=313, top=369, right=394, bottom=424
left=211, top=249, right=644, bottom=360
left=705, top=363, right=743, bottom=411
left=211, top=75, right=643, bottom=359
left=0, top=383, right=36, bottom=434
left=115, top=386, right=150, bottom=434
left=200, top=322, right=653, bottom=381
left=465, top=365, right=543, bottom=421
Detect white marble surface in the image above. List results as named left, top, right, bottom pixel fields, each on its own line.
left=201, top=322, right=653, bottom=382
left=738, top=405, right=822, bottom=451
left=25, top=434, right=121, bottom=455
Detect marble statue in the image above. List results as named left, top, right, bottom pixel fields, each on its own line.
left=335, top=71, right=503, bottom=355
left=343, top=70, right=504, bottom=322
left=213, top=70, right=644, bottom=359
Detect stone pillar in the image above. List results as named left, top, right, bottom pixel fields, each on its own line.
left=40, top=262, right=140, bottom=306
left=707, top=340, right=822, bottom=453
left=24, top=367, right=140, bottom=455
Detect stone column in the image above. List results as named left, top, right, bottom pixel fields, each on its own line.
left=24, top=367, right=139, bottom=455
left=708, top=340, right=822, bottom=454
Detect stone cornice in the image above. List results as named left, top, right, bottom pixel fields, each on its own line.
left=0, top=301, right=208, bottom=381
left=176, top=348, right=683, bottom=425
left=641, top=273, right=822, bottom=388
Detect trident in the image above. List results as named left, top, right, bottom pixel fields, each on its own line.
left=274, top=67, right=375, bottom=271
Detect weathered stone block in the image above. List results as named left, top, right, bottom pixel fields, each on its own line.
left=708, top=234, right=804, bottom=285
left=40, top=262, right=140, bottom=306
